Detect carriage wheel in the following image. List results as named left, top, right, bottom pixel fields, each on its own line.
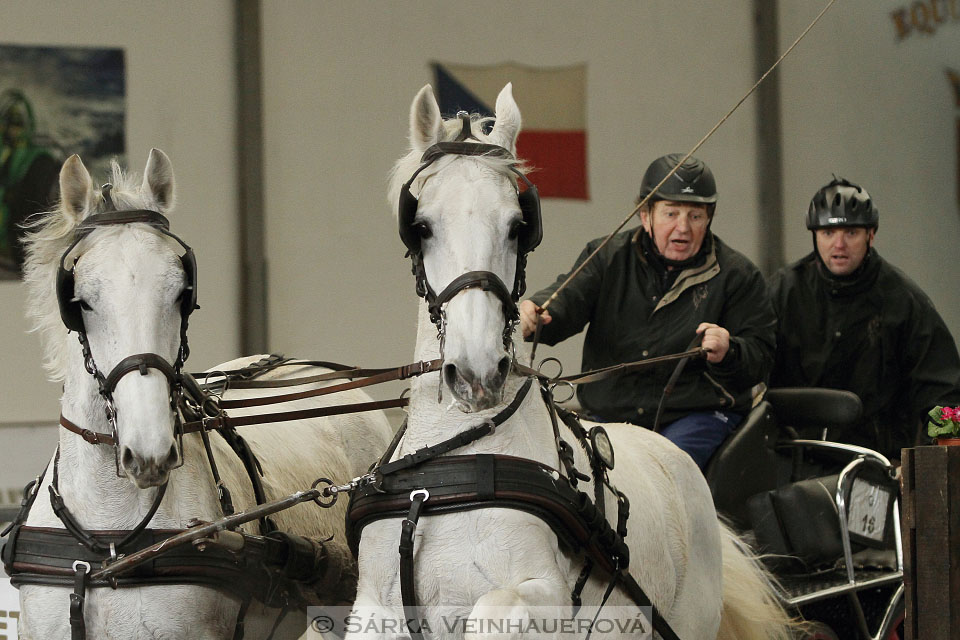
left=799, top=622, right=840, bottom=640
left=886, top=611, right=905, bottom=640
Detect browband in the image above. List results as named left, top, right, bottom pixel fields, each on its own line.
left=60, top=210, right=184, bottom=270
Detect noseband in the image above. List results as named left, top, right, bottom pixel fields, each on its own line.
left=398, top=113, right=542, bottom=347
left=56, top=185, right=198, bottom=472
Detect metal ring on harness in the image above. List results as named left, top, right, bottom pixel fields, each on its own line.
left=202, top=370, right=231, bottom=396
left=550, top=380, right=576, bottom=404
left=201, top=394, right=223, bottom=419
left=311, top=477, right=338, bottom=508
left=537, top=356, right=563, bottom=380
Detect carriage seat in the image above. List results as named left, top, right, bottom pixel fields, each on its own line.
left=704, top=399, right=779, bottom=529
left=703, top=388, right=863, bottom=531
left=764, top=387, right=862, bottom=436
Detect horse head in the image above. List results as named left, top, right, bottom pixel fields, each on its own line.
left=25, top=149, right=194, bottom=488
left=392, top=84, right=539, bottom=412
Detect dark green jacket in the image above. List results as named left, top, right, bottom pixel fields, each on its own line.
left=769, top=250, right=960, bottom=459
left=529, top=229, right=776, bottom=427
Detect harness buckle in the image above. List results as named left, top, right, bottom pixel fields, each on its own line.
left=72, top=560, right=91, bottom=574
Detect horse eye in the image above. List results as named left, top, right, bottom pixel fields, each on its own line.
left=414, top=222, right=432, bottom=240
left=508, top=220, right=524, bottom=240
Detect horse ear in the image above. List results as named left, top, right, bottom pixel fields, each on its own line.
left=142, top=148, right=176, bottom=212
left=59, top=154, right=94, bottom=222
left=490, top=83, right=522, bottom=154
left=409, top=84, right=443, bottom=152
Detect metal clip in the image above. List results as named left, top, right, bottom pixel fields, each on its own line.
left=409, top=488, right=430, bottom=503
left=72, top=560, right=91, bottom=574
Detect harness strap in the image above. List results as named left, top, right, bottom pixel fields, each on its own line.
left=264, top=602, right=292, bottom=640
left=618, top=572, right=682, bottom=640
left=571, top=557, right=593, bottom=609
left=586, top=566, right=620, bottom=640
left=400, top=490, right=429, bottom=640
left=69, top=561, right=89, bottom=640
left=47, top=448, right=168, bottom=556
left=512, top=347, right=708, bottom=387
left=214, top=359, right=442, bottom=410
left=64, top=397, right=410, bottom=447
left=184, top=397, right=410, bottom=432
left=197, top=423, right=235, bottom=517
left=377, top=378, right=532, bottom=478
left=0, top=461, right=48, bottom=538
left=60, top=414, right=116, bottom=446
left=232, top=596, right=251, bottom=640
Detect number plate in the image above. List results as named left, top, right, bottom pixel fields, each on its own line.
left=847, top=477, right=892, bottom=544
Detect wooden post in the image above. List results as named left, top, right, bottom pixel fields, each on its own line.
left=902, top=445, right=960, bottom=639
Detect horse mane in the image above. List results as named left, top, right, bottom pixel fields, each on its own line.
left=21, top=160, right=162, bottom=381
left=387, top=114, right=531, bottom=218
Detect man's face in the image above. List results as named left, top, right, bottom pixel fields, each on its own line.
left=640, top=200, right=710, bottom=262
left=815, top=226, right=875, bottom=276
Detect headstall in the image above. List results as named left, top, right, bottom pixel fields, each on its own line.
left=55, top=186, right=198, bottom=476
left=397, top=113, right=542, bottom=350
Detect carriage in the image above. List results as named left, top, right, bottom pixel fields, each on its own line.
left=0, top=83, right=903, bottom=640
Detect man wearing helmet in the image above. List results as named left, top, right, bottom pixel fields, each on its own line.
left=520, top=154, right=776, bottom=470
left=769, top=177, right=960, bottom=461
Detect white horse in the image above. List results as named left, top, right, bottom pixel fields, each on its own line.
left=346, top=85, right=793, bottom=640
left=13, top=149, right=393, bottom=639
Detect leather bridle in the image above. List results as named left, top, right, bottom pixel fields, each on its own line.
left=56, top=187, right=198, bottom=475
left=398, top=113, right=542, bottom=349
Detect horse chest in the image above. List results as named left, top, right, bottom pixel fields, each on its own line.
left=359, top=508, right=569, bottom=606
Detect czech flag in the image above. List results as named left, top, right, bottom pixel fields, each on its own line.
left=433, top=62, right=588, bottom=200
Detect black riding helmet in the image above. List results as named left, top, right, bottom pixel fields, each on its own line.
left=636, top=153, right=718, bottom=209
left=806, top=177, right=878, bottom=230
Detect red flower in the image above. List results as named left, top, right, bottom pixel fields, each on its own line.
left=942, top=406, right=960, bottom=422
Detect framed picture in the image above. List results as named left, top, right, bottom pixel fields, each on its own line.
left=0, top=44, right=125, bottom=278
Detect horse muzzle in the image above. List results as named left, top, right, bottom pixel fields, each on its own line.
left=121, top=443, right=180, bottom=488
left=442, top=356, right=511, bottom=412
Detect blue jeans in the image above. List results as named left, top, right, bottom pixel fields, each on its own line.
left=659, top=411, right=743, bottom=470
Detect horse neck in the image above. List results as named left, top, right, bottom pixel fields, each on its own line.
left=50, top=348, right=210, bottom=530
left=403, top=302, right=558, bottom=466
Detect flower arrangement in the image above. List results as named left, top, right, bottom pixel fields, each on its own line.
left=927, top=405, right=960, bottom=441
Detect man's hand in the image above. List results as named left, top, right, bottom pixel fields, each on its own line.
left=520, top=300, right=552, bottom=338
left=696, top=322, right=730, bottom=363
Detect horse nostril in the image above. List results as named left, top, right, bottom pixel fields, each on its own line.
left=443, top=363, right=459, bottom=390
left=121, top=446, right=136, bottom=471
left=496, top=356, right=511, bottom=383
left=162, top=443, right=179, bottom=470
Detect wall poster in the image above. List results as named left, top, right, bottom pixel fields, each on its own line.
left=0, top=44, right=125, bottom=278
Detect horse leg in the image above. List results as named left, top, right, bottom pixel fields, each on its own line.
left=465, top=578, right=572, bottom=640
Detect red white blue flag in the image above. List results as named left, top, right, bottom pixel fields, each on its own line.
left=433, top=62, right=588, bottom=200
